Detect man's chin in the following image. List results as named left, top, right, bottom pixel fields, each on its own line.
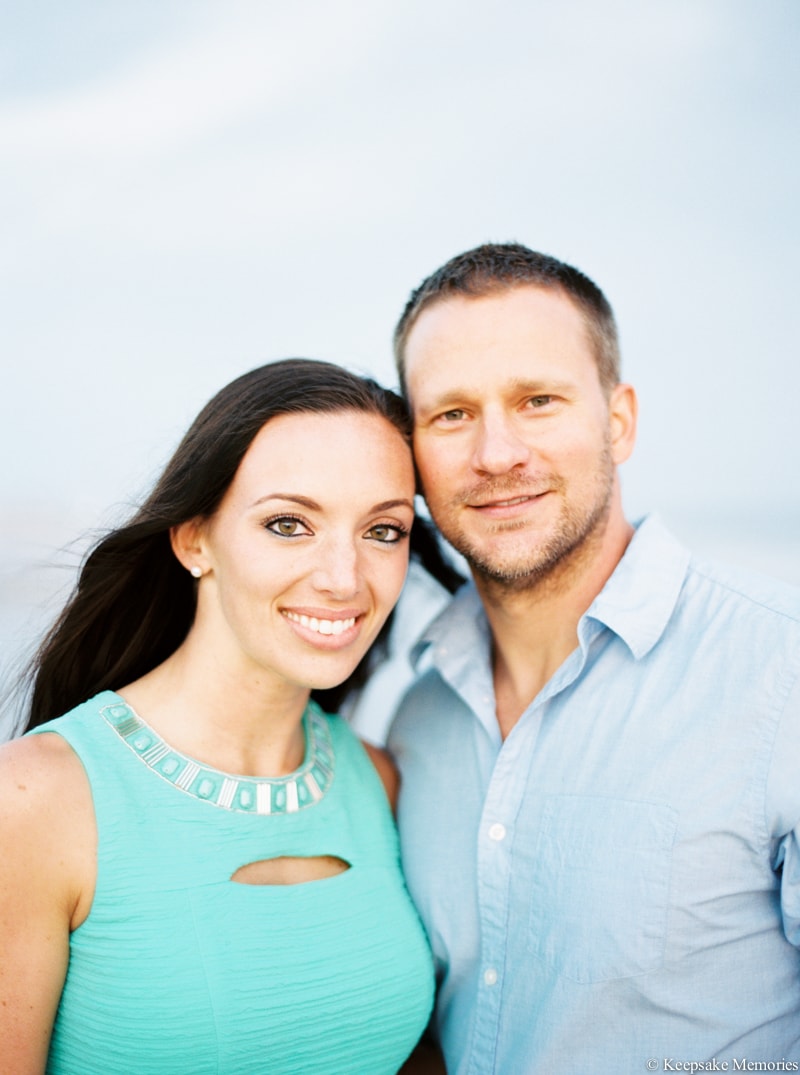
left=459, top=518, right=611, bottom=594
left=471, top=555, right=558, bottom=592
left=454, top=538, right=556, bottom=590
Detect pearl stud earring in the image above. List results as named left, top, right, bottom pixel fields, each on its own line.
left=190, top=566, right=203, bottom=579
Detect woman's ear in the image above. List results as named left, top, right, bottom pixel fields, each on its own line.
left=608, top=383, right=638, bottom=465
left=170, top=518, right=210, bottom=578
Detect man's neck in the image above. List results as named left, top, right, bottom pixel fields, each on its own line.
left=476, top=514, right=634, bottom=739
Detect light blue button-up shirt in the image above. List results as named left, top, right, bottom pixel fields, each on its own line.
left=389, top=515, right=800, bottom=1074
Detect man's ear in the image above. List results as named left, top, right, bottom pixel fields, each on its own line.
left=608, top=383, right=637, bottom=465
left=170, top=518, right=210, bottom=577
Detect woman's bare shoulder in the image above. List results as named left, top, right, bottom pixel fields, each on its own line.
left=0, top=732, right=96, bottom=923
left=0, top=731, right=88, bottom=807
left=0, top=733, right=94, bottom=1070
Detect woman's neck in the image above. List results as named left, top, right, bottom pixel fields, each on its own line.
left=117, top=642, right=309, bottom=778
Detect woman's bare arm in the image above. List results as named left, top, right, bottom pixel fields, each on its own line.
left=0, top=734, right=95, bottom=1075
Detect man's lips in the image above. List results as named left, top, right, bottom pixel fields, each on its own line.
left=467, top=491, right=549, bottom=513
left=471, top=494, right=542, bottom=508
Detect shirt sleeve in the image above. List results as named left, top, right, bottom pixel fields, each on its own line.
left=767, top=656, right=800, bottom=948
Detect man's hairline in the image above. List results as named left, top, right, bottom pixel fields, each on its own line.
left=396, top=280, right=618, bottom=403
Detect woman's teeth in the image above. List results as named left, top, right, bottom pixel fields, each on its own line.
left=284, top=612, right=356, bottom=636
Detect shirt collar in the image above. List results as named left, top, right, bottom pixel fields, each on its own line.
left=413, top=513, right=691, bottom=668
left=583, top=513, right=691, bottom=659
left=412, top=581, right=488, bottom=662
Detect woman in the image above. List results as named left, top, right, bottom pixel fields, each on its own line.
left=0, top=359, right=436, bottom=1074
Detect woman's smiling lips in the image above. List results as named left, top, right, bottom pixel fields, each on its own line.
left=281, top=608, right=363, bottom=647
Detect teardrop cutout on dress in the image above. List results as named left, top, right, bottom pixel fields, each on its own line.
left=230, top=855, right=351, bottom=886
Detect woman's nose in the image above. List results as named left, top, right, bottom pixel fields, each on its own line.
left=311, top=537, right=362, bottom=599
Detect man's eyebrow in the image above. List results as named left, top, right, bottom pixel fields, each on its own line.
left=415, top=389, right=470, bottom=412
left=506, top=378, right=575, bottom=395
left=416, top=379, right=575, bottom=411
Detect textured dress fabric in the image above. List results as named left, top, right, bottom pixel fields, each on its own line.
left=32, top=691, right=434, bottom=1075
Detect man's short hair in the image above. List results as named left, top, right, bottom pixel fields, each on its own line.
left=394, top=242, right=621, bottom=397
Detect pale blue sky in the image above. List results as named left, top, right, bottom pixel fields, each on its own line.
left=2, top=0, right=798, bottom=594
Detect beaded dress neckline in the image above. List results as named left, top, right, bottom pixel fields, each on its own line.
left=100, top=696, right=335, bottom=815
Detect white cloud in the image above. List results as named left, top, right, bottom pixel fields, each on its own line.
left=0, top=0, right=390, bottom=160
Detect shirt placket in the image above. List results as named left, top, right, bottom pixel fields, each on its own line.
left=463, top=634, right=599, bottom=1075
left=467, top=711, right=540, bottom=1075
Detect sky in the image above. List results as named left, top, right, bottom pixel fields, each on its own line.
left=1, top=0, right=799, bottom=692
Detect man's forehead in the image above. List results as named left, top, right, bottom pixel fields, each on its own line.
left=405, top=287, right=591, bottom=369
left=408, top=284, right=585, bottom=343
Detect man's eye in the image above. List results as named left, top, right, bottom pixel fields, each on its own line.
left=527, top=396, right=553, bottom=408
left=440, top=409, right=466, bottom=422
left=265, top=516, right=310, bottom=537
left=365, top=524, right=409, bottom=544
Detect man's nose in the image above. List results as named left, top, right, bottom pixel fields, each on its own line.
left=471, top=412, right=530, bottom=475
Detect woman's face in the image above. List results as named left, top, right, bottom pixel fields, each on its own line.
left=184, top=409, right=415, bottom=695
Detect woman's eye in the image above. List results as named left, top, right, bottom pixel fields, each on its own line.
left=365, top=524, right=408, bottom=544
left=265, top=516, right=310, bottom=537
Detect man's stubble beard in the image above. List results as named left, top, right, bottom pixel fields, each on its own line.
left=430, top=441, right=616, bottom=598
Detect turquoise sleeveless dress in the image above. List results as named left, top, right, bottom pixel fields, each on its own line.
left=32, top=691, right=434, bottom=1074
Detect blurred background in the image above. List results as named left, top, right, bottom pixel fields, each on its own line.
left=2, top=0, right=798, bottom=735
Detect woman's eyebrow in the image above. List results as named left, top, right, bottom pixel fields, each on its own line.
left=250, top=494, right=321, bottom=510
left=249, top=495, right=414, bottom=513
left=370, top=499, right=415, bottom=513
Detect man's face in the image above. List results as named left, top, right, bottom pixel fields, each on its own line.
left=404, top=285, right=634, bottom=590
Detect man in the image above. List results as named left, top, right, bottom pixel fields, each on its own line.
left=387, top=243, right=800, bottom=1073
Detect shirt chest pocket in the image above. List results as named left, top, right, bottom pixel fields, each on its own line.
left=527, top=795, right=677, bottom=983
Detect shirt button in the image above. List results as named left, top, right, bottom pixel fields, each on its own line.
left=484, top=968, right=498, bottom=986
left=488, top=823, right=506, bottom=842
